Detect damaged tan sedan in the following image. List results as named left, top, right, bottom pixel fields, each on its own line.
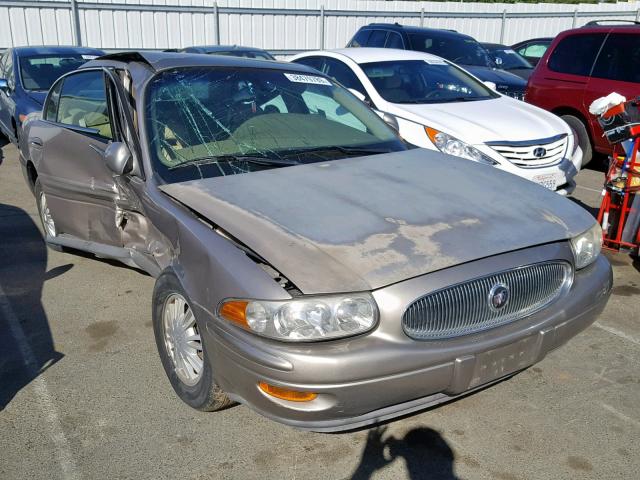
left=19, top=52, right=612, bottom=431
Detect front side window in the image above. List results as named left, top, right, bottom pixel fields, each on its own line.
left=368, top=30, right=388, bottom=48
left=362, top=60, right=497, bottom=104
left=408, top=34, right=492, bottom=67
left=145, top=67, right=404, bottom=183
left=591, top=34, right=640, bottom=83
left=350, top=30, right=371, bottom=48
left=56, top=70, right=113, bottom=139
left=385, top=32, right=404, bottom=49
left=43, top=79, right=63, bottom=122
left=20, top=54, right=98, bottom=91
left=548, top=34, right=606, bottom=76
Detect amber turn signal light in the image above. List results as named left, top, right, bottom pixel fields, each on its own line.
left=425, top=126, right=440, bottom=144
left=258, top=382, right=318, bottom=402
left=219, top=300, right=249, bottom=327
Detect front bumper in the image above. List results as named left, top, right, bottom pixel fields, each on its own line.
left=202, top=244, right=612, bottom=432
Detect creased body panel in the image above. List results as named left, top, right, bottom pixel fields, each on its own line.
left=160, top=149, right=595, bottom=294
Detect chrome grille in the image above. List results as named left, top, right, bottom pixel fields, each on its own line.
left=402, top=261, right=572, bottom=340
left=488, top=134, right=568, bottom=168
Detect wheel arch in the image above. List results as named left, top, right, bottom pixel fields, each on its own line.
left=551, top=107, right=593, bottom=140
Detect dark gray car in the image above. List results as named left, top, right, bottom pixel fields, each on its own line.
left=19, top=51, right=612, bottom=431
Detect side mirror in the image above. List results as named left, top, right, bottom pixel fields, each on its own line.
left=483, top=81, right=497, bottom=91
left=0, top=79, right=8, bottom=90
left=105, top=141, right=132, bottom=175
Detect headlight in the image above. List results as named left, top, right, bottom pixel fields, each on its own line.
left=570, top=223, right=602, bottom=269
left=425, top=127, right=498, bottom=165
left=218, top=294, right=378, bottom=342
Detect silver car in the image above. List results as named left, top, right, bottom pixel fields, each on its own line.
left=19, top=52, right=612, bottom=432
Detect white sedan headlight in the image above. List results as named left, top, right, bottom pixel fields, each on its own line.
left=570, top=223, right=603, bottom=269
left=218, top=294, right=378, bottom=341
left=425, top=127, right=498, bottom=166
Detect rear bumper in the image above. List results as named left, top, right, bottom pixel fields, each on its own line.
left=202, top=252, right=612, bottom=432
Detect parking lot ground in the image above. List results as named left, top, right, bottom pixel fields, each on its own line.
left=1, top=141, right=639, bottom=480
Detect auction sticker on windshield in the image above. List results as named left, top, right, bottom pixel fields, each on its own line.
left=284, top=73, right=332, bottom=85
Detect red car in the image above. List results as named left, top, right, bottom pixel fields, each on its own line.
left=525, top=22, right=640, bottom=167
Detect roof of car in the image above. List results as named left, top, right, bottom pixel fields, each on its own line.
left=300, top=48, right=446, bottom=64
left=12, top=45, right=105, bottom=56
left=361, top=23, right=471, bottom=39
left=560, top=23, right=640, bottom=36
left=181, top=45, right=271, bottom=54
left=84, top=50, right=311, bottom=73
left=511, top=37, right=553, bottom=46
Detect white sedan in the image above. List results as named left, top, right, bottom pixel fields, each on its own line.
left=290, top=48, right=583, bottom=195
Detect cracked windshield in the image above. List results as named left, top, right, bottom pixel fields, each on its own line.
left=146, top=67, right=406, bottom=183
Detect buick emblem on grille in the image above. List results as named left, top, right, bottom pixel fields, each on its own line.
left=488, top=283, right=510, bottom=311
left=533, top=147, right=547, bottom=158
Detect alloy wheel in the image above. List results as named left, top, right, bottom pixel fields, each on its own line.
left=39, top=191, right=56, bottom=238
left=162, top=294, right=204, bottom=386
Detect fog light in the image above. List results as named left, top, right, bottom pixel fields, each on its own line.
left=258, top=382, right=317, bottom=402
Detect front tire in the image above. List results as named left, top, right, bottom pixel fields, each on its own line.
left=562, top=114, right=593, bottom=168
left=152, top=271, right=232, bottom=411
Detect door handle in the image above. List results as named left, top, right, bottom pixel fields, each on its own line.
left=30, top=139, right=43, bottom=147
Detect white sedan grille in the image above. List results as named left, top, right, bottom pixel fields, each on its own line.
left=487, top=134, right=568, bottom=168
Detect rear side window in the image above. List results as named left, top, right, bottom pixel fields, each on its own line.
left=368, top=30, right=388, bottom=48
left=519, top=42, right=549, bottom=59
left=293, top=56, right=325, bottom=72
left=56, top=70, right=113, bottom=139
left=591, top=34, right=640, bottom=83
left=547, top=34, right=606, bottom=76
left=350, top=30, right=371, bottom=48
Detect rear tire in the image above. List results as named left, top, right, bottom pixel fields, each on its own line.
left=34, top=179, right=63, bottom=252
left=152, top=271, right=232, bottom=412
left=562, top=114, right=593, bottom=168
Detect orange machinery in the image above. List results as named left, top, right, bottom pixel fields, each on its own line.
left=595, top=99, right=640, bottom=254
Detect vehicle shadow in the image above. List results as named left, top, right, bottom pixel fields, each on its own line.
left=350, top=425, right=459, bottom=480
left=0, top=202, right=65, bottom=410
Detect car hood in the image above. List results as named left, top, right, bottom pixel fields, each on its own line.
left=24, top=90, right=47, bottom=107
left=160, top=149, right=594, bottom=294
left=390, top=97, right=571, bottom=144
left=463, top=66, right=527, bottom=89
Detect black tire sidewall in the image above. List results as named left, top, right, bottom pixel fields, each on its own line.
left=152, top=271, right=216, bottom=410
left=562, top=114, right=593, bottom=167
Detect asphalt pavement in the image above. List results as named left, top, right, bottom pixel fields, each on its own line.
left=1, top=141, right=639, bottom=480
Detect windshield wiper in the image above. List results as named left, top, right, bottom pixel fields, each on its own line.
left=281, top=145, right=392, bottom=158
left=167, top=154, right=299, bottom=170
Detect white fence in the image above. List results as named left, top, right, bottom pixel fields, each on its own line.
left=0, top=0, right=638, bottom=52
